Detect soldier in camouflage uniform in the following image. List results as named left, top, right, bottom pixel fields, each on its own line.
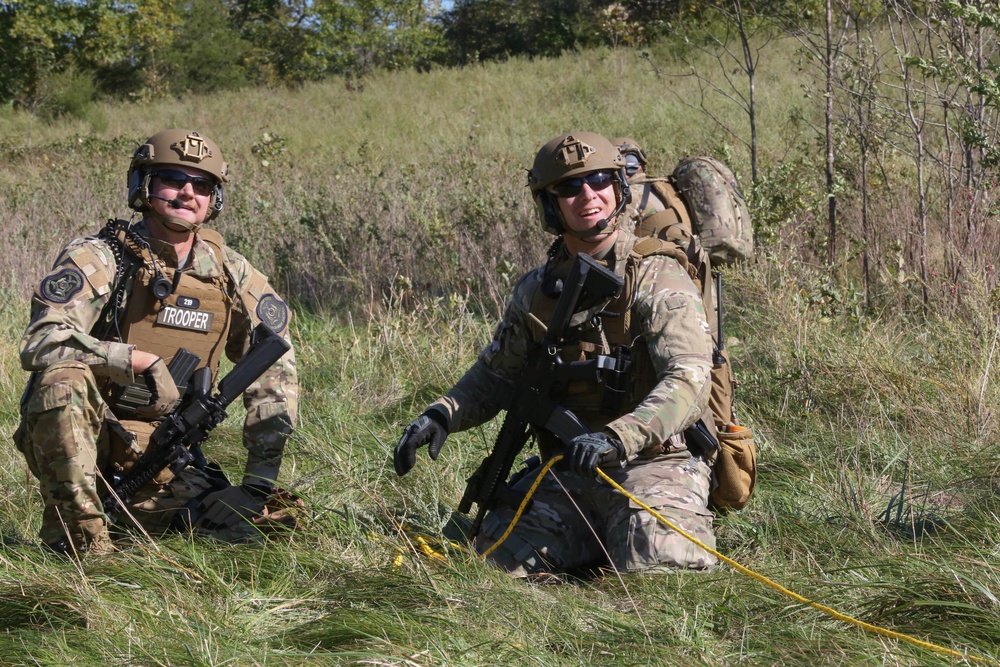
left=395, top=132, right=718, bottom=576
left=13, top=129, right=298, bottom=555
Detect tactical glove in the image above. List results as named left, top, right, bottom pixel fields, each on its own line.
left=393, top=409, right=449, bottom=476
left=134, top=357, right=180, bottom=419
left=195, top=483, right=271, bottom=534
left=565, top=432, right=626, bottom=478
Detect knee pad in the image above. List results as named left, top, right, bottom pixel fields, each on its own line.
left=476, top=511, right=544, bottom=574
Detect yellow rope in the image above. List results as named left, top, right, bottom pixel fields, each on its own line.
left=479, top=456, right=563, bottom=560
left=478, top=454, right=992, bottom=665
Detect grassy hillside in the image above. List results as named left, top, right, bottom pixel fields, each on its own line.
left=1, top=38, right=998, bottom=666
left=0, top=42, right=801, bottom=309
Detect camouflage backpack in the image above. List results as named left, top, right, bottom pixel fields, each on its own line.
left=671, top=157, right=754, bottom=266
left=633, top=158, right=757, bottom=511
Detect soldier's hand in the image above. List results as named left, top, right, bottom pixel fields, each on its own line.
left=196, top=483, right=270, bottom=534
left=134, top=357, right=180, bottom=419
left=565, top=432, right=625, bottom=478
left=394, top=410, right=449, bottom=476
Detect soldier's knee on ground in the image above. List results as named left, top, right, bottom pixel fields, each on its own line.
left=473, top=511, right=548, bottom=578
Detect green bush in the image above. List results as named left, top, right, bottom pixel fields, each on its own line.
left=36, top=63, right=98, bottom=121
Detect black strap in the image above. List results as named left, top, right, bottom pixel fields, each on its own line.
left=637, top=182, right=651, bottom=216
left=92, top=219, right=142, bottom=341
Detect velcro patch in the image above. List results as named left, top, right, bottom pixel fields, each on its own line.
left=256, top=294, right=289, bottom=333
left=40, top=268, right=85, bottom=303
left=156, top=305, right=214, bottom=332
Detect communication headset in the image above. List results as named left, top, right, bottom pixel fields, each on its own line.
left=127, top=168, right=145, bottom=212
left=537, top=167, right=632, bottom=235
left=624, top=154, right=641, bottom=177
left=127, top=166, right=225, bottom=219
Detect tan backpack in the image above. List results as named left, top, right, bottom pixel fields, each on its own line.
left=632, top=159, right=757, bottom=510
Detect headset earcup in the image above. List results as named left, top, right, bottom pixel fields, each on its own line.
left=539, top=193, right=563, bottom=234
left=208, top=184, right=225, bottom=219
left=617, top=168, right=632, bottom=206
left=127, top=170, right=148, bottom=212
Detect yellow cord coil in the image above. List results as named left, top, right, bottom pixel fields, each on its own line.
left=476, top=454, right=992, bottom=665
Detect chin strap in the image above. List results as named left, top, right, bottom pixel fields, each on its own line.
left=147, top=209, right=200, bottom=232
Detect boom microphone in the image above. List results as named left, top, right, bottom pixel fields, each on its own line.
left=587, top=173, right=631, bottom=236
left=589, top=196, right=628, bottom=235
left=149, top=194, right=183, bottom=209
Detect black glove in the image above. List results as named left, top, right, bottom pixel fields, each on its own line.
left=393, top=410, right=449, bottom=476
left=565, top=432, right=626, bottom=478
left=135, top=357, right=180, bottom=419
left=196, top=483, right=272, bottom=533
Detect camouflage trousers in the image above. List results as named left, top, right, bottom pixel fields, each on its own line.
left=13, top=361, right=223, bottom=551
left=474, top=451, right=717, bottom=577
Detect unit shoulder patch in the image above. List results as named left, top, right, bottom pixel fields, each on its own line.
left=256, top=294, right=289, bottom=333
left=40, top=268, right=85, bottom=303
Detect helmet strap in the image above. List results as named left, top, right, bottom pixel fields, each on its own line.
left=146, top=208, right=199, bottom=232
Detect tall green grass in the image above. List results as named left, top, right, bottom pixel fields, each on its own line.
left=0, top=37, right=997, bottom=666
left=0, top=42, right=800, bottom=312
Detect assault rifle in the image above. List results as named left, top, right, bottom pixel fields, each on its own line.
left=459, top=252, right=625, bottom=537
left=102, top=323, right=290, bottom=524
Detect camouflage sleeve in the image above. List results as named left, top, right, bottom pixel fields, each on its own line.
left=223, top=248, right=298, bottom=487
left=605, top=255, right=714, bottom=458
left=428, top=272, right=540, bottom=432
left=18, top=237, right=135, bottom=385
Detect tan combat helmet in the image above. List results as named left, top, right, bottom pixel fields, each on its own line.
left=527, top=131, right=631, bottom=236
left=611, top=136, right=647, bottom=177
left=127, top=129, right=231, bottom=220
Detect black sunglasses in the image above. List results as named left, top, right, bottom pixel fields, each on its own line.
left=152, top=169, right=215, bottom=196
left=551, top=171, right=615, bottom=198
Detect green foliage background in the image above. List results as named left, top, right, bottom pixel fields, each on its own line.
left=0, top=27, right=998, bottom=667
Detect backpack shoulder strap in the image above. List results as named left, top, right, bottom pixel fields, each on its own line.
left=632, top=236, right=689, bottom=266
left=635, top=178, right=693, bottom=245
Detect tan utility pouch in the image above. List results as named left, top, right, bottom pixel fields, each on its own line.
left=710, top=422, right=756, bottom=511
left=108, top=418, right=175, bottom=486
left=709, top=348, right=736, bottom=428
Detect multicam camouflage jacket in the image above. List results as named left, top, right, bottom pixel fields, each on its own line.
left=429, top=226, right=714, bottom=460
left=19, top=219, right=298, bottom=485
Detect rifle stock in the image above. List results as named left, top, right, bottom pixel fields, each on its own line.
left=461, top=253, right=624, bottom=537
left=102, top=323, right=290, bottom=524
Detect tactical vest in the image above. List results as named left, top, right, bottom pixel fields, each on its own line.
left=525, top=239, right=690, bottom=458
left=98, top=227, right=233, bottom=408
